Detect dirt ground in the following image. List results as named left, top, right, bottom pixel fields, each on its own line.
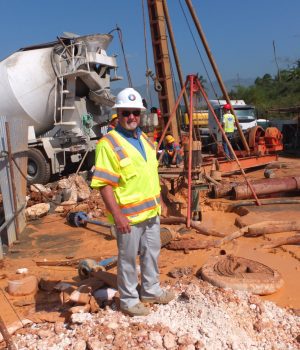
left=0, top=156, right=299, bottom=349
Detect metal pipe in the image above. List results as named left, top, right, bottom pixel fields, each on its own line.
left=187, top=75, right=194, bottom=227
left=230, top=198, right=300, bottom=210
left=184, top=0, right=250, bottom=154
left=162, top=0, right=190, bottom=115
left=233, top=176, right=300, bottom=200
left=5, top=122, right=20, bottom=240
left=211, top=182, right=237, bottom=198
left=194, top=76, right=261, bottom=205
left=157, top=79, right=188, bottom=151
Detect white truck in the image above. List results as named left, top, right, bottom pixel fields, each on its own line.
left=208, top=99, right=257, bottom=143
left=0, top=33, right=121, bottom=184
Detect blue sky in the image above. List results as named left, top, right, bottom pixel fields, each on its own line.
left=1, top=0, right=300, bottom=89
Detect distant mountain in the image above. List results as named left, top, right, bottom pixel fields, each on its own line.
left=112, top=77, right=255, bottom=108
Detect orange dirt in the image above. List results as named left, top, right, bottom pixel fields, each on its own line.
left=0, top=156, right=299, bottom=329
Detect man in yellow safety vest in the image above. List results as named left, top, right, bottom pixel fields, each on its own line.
left=91, top=87, right=175, bottom=317
left=222, top=103, right=235, bottom=158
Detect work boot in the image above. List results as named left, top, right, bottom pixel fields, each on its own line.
left=121, top=302, right=150, bottom=317
left=141, top=290, right=175, bottom=305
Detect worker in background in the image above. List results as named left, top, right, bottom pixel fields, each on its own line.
left=107, top=113, right=118, bottom=132
left=91, top=87, right=175, bottom=317
left=222, top=103, right=235, bottom=159
left=162, top=135, right=183, bottom=167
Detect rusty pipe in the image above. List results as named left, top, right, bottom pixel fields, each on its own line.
left=232, top=176, right=300, bottom=200
left=187, top=75, right=194, bottom=227
left=211, top=183, right=238, bottom=198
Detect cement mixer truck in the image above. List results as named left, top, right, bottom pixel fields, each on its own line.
left=0, top=33, right=121, bottom=184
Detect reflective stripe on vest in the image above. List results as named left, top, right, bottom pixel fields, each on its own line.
left=142, top=132, right=156, bottom=150
left=120, top=195, right=160, bottom=216
left=93, top=167, right=119, bottom=186
left=104, top=133, right=128, bottom=160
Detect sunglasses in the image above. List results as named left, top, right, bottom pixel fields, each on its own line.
left=121, top=110, right=141, bottom=117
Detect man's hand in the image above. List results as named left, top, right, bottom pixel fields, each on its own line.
left=114, top=213, right=131, bottom=234
left=100, top=185, right=131, bottom=234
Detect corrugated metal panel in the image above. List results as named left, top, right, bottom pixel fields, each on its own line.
left=0, top=116, right=28, bottom=258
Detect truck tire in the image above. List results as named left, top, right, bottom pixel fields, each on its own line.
left=27, top=148, right=51, bottom=185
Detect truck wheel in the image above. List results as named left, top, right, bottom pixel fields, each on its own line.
left=27, top=148, right=51, bottom=185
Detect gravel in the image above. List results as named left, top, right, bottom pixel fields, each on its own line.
left=10, top=279, right=300, bottom=350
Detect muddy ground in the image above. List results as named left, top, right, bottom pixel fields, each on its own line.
left=0, top=156, right=299, bottom=349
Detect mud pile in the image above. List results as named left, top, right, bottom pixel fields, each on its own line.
left=11, top=280, right=300, bottom=350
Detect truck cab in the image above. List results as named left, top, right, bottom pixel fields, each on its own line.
left=208, top=99, right=257, bottom=143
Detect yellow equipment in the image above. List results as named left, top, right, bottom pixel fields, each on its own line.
left=184, top=111, right=208, bottom=126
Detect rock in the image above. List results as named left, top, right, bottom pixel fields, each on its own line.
left=25, top=203, right=50, bottom=220
left=89, top=296, right=101, bottom=313
left=70, top=312, right=92, bottom=324
left=70, top=285, right=91, bottom=304
left=54, top=322, right=65, bottom=335
left=149, top=331, right=163, bottom=347
left=88, top=209, right=104, bottom=219
left=58, top=178, right=78, bottom=202
left=194, top=340, right=204, bottom=349
left=70, top=304, right=91, bottom=314
left=253, top=320, right=271, bottom=333
left=60, top=200, right=77, bottom=206
left=168, top=267, right=193, bottom=278
left=107, top=322, right=119, bottom=330
left=37, top=329, right=53, bottom=339
left=177, top=335, right=196, bottom=346
left=75, top=175, right=91, bottom=201
left=54, top=206, right=65, bottom=213
left=179, top=345, right=195, bottom=350
left=74, top=339, right=87, bottom=350
left=163, top=332, right=177, bottom=349
left=71, top=202, right=89, bottom=212
left=30, top=184, right=51, bottom=193
left=87, top=338, right=105, bottom=350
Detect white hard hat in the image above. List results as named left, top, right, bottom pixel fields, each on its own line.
left=113, top=88, right=146, bottom=110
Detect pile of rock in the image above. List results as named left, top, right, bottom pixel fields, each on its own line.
left=11, top=279, right=300, bottom=350
left=25, top=174, right=106, bottom=221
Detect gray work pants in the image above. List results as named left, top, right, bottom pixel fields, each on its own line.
left=116, top=215, right=162, bottom=308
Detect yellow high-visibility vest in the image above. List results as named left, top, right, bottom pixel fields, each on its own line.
left=91, top=130, right=161, bottom=224
left=222, top=113, right=235, bottom=133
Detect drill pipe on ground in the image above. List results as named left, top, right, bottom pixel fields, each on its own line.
left=160, top=216, right=225, bottom=237
left=211, top=182, right=238, bottom=198
left=232, top=176, right=300, bottom=200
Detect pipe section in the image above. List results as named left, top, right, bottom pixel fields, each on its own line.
left=232, top=176, right=300, bottom=200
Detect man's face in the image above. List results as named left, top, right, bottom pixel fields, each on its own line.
left=118, top=108, right=141, bottom=131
